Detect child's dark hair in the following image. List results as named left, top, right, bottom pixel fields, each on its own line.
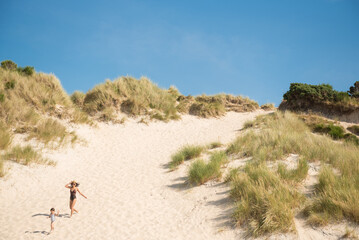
left=50, top=208, right=55, bottom=211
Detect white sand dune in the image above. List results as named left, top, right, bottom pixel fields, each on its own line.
left=0, top=111, right=269, bottom=240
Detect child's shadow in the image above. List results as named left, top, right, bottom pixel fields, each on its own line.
left=31, top=213, right=70, bottom=218
left=25, top=230, right=50, bottom=235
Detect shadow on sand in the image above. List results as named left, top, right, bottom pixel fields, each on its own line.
left=32, top=213, right=70, bottom=218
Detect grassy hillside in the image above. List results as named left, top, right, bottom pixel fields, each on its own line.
left=0, top=60, right=261, bottom=177
left=170, top=112, right=359, bottom=236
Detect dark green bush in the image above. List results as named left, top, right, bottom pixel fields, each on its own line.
left=17, top=66, right=35, bottom=76
left=283, top=83, right=349, bottom=104
left=348, top=81, right=359, bottom=98
left=5, top=80, right=15, bottom=90
left=313, top=123, right=345, bottom=139
left=1, top=60, right=17, bottom=71
left=344, top=134, right=359, bottom=145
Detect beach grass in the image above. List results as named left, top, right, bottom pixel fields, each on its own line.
left=277, top=158, right=309, bottom=183
left=260, top=103, right=275, bottom=110
left=0, top=122, right=11, bottom=150
left=188, top=151, right=227, bottom=185
left=4, top=145, right=52, bottom=165
left=207, top=141, right=222, bottom=149
left=82, top=76, right=179, bottom=121
left=28, top=118, right=72, bottom=146
left=169, top=145, right=203, bottom=170
left=230, top=162, right=304, bottom=236
left=0, top=157, right=4, bottom=177
left=226, top=111, right=359, bottom=233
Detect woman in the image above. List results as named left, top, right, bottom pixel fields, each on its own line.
left=65, top=181, right=87, bottom=217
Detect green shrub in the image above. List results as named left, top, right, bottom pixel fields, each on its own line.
left=348, top=81, right=359, bottom=98
left=1, top=60, right=17, bottom=70
left=283, top=83, right=348, bottom=104
left=313, top=123, right=345, bottom=139
left=5, top=80, right=15, bottom=89
left=17, top=66, right=35, bottom=76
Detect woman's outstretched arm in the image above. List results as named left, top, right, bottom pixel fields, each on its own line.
left=77, top=188, right=87, bottom=199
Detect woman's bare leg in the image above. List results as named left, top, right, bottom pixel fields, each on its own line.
left=70, top=199, right=77, bottom=217
left=70, top=200, right=73, bottom=217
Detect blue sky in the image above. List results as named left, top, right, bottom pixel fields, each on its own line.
left=1, top=0, right=358, bottom=105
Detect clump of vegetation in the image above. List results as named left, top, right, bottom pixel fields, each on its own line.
left=186, top=94, right=259, bottom=118
left=1, top=60, right=18, bottom=71
left=279, top=82, right=359, bottom=115
left=313, top=123, right=345, bottom=139
left=0, top=157, right=5, bottom=177
left=305, top=165, right=359, bottom=226
left=28, top=118, right=75, bottom=146
left=3, top=145, right=51, bottom=165
left=300, top=114, right=359, bottom=145
left=283, top=83, right=349, bottom=104
left=230, top=163, right=304, bottom=236
left=0, top=122, right=11, bottom=150
left=227, top=112, right=359, bottom=232
left=188, top=151, right=227, bottom=185
left=169, top=145, right=203, bottom=170
left=261, top=103, right=275, bottom=110
left=71, top=91, right=86, bottom=107
left=207, top=141, right=222, bottom=149
left=277, top=158, right=309, bottom=183
left=347, top=125, right=359, bottom=136
left=348, top=81, right=359, bottom=98
left=82, top=76, right=179, bottom=121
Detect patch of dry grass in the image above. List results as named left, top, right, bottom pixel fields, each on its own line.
left=230, top=162, right=304, bottom=236
left=0, top=157, right=5, bottom=177
left=260, top=103, right=275, bottom=110
left=0, top=122, right=11, bottom=150
left=28, top=118, right=76, bottom=147
left=82, top=76, right=179, bottom=121
left=227, top=111, right=359, bottom=231
left=3, top=145, right=53, bottom=165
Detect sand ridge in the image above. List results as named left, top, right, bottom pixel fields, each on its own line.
left=0, top=111, right=268, bottom=240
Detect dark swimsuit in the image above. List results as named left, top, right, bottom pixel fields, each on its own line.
left=70, top=189, right=77, bottom=201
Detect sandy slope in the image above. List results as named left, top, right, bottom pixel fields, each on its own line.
left=0, top=111, right=269, bottom=240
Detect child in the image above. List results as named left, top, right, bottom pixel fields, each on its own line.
left=49, top=208, right=59, bottom=234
